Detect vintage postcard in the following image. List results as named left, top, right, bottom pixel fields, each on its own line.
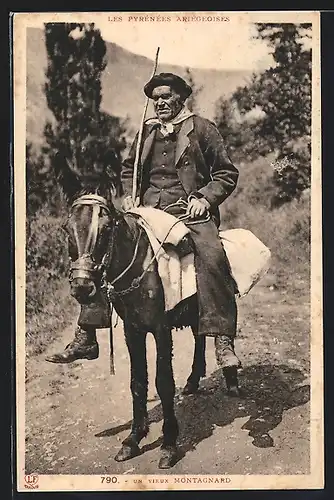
left=13, top=10, right=323, bottom=492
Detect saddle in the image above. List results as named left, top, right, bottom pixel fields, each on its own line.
left=127, top=206, right=197, bottom=311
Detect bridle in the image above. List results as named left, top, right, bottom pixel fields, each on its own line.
left=68, top=194, right=144, bottom=301
left=69, top=194, right=115, bottom=283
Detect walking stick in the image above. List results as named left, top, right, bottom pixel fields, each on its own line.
left=131, top=47, right=160, bottom=204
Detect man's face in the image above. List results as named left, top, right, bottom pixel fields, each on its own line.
left=152, top=85, right=184, bottom=122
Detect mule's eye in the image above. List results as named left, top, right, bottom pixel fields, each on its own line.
left=100, top=208, right=109, bottom=218
left=98, top=214, right=110, bottom=230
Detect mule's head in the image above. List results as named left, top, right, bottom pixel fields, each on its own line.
left=65, top=194, right=115, bottom=303
left=55, top=150, right=121, bottom=304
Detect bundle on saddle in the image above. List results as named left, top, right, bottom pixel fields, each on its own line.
left=127, top=204, right=271, bottom=313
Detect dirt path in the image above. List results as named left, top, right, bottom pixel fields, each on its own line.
left=25, top=275, right=310, bottom=475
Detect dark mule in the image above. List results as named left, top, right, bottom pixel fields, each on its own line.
left=57, top=157, right=238, bottom=469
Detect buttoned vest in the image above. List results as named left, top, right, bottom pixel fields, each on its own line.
left=142, top=127, right=187, bottom=209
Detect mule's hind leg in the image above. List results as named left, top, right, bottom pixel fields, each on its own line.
left=183, top=328, right=206, bottom=395
left=115, top=326, right=149, bottom=462
left=154, top=324, right=179, bottom=469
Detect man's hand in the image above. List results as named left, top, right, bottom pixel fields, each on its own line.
left=186, top=197, right=210, bottom=219
left=122, top=196, right=140, bottom=211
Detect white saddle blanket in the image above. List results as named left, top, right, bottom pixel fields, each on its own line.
left=128, top=207, right=271, bottom=310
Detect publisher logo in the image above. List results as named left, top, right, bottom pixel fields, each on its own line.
left=24, top=474, right=39, bottom=489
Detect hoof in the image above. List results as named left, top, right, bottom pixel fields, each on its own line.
left=182, top=380, right=199, bottom=395
left=227, top=386, right=241, bottom=397
left=114, top=444, right=141, bottom=462
left=158, top=446, right=178, bottom=469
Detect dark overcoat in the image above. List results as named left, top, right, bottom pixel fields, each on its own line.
left=121, top=115, right=239, bottom=226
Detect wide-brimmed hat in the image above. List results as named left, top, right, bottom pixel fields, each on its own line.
left=144, top=72, right=192, bottom=99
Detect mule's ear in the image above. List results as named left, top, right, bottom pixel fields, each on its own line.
left=54, top=151, right=82, bottom=203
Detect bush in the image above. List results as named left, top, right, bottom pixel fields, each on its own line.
left=220, top=157, right=310, bottom=288
left=26, top=142, right=62, bottom=217
left=26, top=207, right=78, bottom=355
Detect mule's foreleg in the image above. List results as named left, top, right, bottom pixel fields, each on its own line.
left=115, top=326, right=149, bottom=462
left=183, top=331, right=206, bottom=395
left=154, top=324, right=179, bottom=468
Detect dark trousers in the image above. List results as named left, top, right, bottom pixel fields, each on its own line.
left=188, top=220, right=237, bottom=338
left=78, top=289, right=111, bottom=329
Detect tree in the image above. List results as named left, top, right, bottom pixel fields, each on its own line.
left=26, top=142, right=63, bottom=217
left=215, top=23, right=312, bottom=205
left=26, top=142, right=47, bottom=217
left=184, top=67, right=203, bottom=113
left=43, top=22, right=126, bottom=197
left=214, top=97, right=258, bottom=161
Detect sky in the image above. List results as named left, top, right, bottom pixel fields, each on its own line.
left=94, top=17, right=274, bottom=71
left=33, top=15, right=274, bottom=72
left=31, top=12, right=316, bottom=71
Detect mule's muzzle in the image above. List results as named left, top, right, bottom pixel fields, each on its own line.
left=70, top=277, right=97, bottom=303
left=70, top=255, right=99, bottom=303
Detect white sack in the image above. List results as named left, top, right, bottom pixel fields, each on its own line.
left=219, top=228, right=271, bottom=298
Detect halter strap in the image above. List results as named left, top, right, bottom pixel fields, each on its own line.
left=71, top=194, right=110, bottom=214
left=83, top=204, right=99, bottom=254
left=71, top=194, right=111, bottom=256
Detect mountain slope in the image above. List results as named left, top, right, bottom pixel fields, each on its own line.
left=26, top=27, right=252, bottom=146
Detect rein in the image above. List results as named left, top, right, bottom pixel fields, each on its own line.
left=162, top=198, right=211, bottom=225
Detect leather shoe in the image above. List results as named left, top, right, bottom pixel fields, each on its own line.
left=45, top=342, right=99, bottom=363
left=45, top=327, right=99, bottom=363
left=215, top=336, right=241, bottom=369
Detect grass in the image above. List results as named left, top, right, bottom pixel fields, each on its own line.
left=26, top=207, right=79, bottom=358
left=26, top=282, right=79, bottom=358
